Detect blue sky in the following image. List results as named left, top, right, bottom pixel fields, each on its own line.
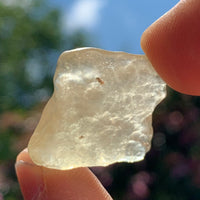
left=49, top=0, right=179, bottom=54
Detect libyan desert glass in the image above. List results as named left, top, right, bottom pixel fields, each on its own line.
left=28, top=47, right=166, bottom=170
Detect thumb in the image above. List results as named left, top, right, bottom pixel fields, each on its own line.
left=141, top=0, right=200, bottom=95
left=15, top=149, right=112, bottom=200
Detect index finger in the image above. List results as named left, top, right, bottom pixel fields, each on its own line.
left=141, top=0, right=200, bottom=95
left=15, top=149, right=112, bottom=200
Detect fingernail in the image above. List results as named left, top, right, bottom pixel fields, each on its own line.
left=15, top=151, right=45, bottom=200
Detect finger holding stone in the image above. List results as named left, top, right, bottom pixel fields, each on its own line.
left=15, top=149, right=112, bottom=200
left=141, top=0, right=200, bottom=95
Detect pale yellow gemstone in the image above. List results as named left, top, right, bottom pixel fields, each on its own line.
left=28, top=48, right=166, bottom=170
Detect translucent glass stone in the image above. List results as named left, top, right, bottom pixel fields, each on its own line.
left=28, top=48, right=166, bottom=170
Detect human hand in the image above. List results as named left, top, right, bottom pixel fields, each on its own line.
left=15, top=149, right=112, bottom=200
left=16, top=0, right=200, bottom=199
left=141, top=0, right=200, bottom=95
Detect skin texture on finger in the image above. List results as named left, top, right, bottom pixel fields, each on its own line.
left=141, top=0, right=200, bottom=95
left=15, top=149, right=113, bottom=200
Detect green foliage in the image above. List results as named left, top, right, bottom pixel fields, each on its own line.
left=0, top=0, right=88, bottom=112
left=0, top=131, right=16, bottom=160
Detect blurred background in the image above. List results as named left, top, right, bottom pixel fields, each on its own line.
left=2, top=0, right=200, bottom=199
